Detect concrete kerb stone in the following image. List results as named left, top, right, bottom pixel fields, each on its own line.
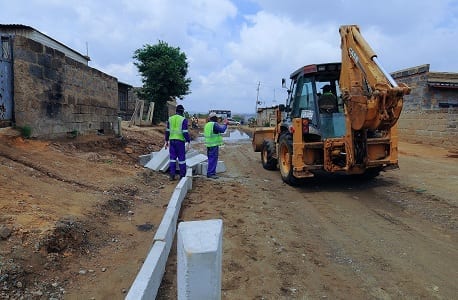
left=127, top=168, right=194, bottom=299
left=145, top=148, right=207, bottom=173
left=186, top=168, right=193, bottom=190
left=145, top=147, right=169, bottom=171
left=167, top=177, right=189, bottom=210
left=186, top=153, right=208, bottom=169
left=177, top=219, right=223, bottom=300
left=138, top=152, right=153, bottom=167
left=125, top=241, right=167, bottom=300
left=176, top=176, right=189, bottom=193
left=197, top=161, right=227, bottom=175
left=153, top=200, right=180, bottom=257
left=131, top=145, right=224, bottom=298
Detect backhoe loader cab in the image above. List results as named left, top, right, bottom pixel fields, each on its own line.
left=282, top=63, right=345, bottom=140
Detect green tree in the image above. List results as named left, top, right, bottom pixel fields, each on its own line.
left=133, top=41, right=191, bottom=122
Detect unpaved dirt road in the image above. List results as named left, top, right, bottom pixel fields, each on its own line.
left=0, top=124, right=457, bottom=299
left=158, top=129, right=458, bottom=299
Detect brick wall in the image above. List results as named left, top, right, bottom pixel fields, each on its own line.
left=398, top=109, right=458, bottom=150
left=12, top=35, right=119, bottom=138
left=392, top=65, right=458, bottom=151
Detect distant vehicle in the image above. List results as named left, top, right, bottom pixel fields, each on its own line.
left=226, top=118, right=240, bottom=126
left=209, top=109, right=231, bottom=119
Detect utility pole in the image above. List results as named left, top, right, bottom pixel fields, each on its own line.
left=273, top=88, right=276, bottom=105
left=255, top=81, right=260, bottom=112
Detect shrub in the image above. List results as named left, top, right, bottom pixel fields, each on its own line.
left=20, top=125, right=32, bottom=139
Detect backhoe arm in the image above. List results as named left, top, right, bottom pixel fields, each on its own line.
left=339, top=25, right=410, bottom=131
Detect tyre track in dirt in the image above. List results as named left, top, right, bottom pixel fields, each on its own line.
left=159, top=140, right=457, bottom=299
left=298, top=177, right=457, bottom=299
left=0, top=147, right=101, bottom=192
left=0, top=128, right=175, bottom=299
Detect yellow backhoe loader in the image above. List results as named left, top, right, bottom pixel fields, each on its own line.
left=252, top=25, right=411, bottom=185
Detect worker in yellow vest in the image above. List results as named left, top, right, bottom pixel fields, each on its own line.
left=204, top=112, right=228, bottom=179
left=165, top=105, right=191, bottom=181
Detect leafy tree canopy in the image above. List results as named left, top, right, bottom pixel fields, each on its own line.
left=133, top=41, right=191, bottom=122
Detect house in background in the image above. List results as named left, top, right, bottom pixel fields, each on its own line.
left=392, top=64, right=458, bottom=110
left=118, top=81, right=138, bottom=121
left=0, top=24, right=136, bottom=138
left=0, top=24, right=90, bottom=65
left=256, top=106, right=277, bottom=127
left=391, top=64, right=458, bottom=149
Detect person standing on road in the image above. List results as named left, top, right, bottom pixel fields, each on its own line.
left=165, top=105, right=191, bottom=181
left=204, top=112, right=228, bottom=179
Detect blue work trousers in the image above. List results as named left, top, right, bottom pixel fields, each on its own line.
left=206, top=146, right=219, bottom=177
left=169, top=140, right=187, bottom=177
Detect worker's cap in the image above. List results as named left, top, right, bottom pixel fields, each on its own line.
left=208, top=112, right=217, bottom=118
left=176, top=105, right=185, bottom=112
left=321, top=84, right=331, bottom=91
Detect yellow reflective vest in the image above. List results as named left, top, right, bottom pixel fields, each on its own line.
left=204, top=122, right=223, bottom=147
left=168, top=115, right=186, bottom=141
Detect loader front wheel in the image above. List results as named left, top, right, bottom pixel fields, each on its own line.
left=261, top=140, right=278, bottom=170
left=278, top=134, right=299, bottom=186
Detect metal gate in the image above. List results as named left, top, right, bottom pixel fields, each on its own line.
left=0, top=35, right=13, bottom=127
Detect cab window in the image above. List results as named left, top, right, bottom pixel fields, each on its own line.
left=291, top=76, right=316, bottom=119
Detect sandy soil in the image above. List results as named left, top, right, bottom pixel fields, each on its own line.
left=0, top=123, right=457, bottom=299
left=158, top=129, right=458, bottom=299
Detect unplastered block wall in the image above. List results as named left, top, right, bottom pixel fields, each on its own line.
left=398, top=109, right=458, bottom=150
left=392, top=65, right=429, bottom=111
left=12, top=35, right=118, bottom=138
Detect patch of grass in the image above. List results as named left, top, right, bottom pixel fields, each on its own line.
left=67, top=130, right=78, bottom=139
left=19, top=125, right=32, bottom=139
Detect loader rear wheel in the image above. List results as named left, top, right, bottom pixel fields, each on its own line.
left=261, top=140, right=278, bottom=170
left=278, top=134, right=300, bottom=186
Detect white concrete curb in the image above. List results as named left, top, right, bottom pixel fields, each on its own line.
left=142, top=149, right=226, bottom=176
left=126, top=172, right=193, bottom=300
left=128, top=150, right=226, bottom=299
left=124, top=241, right=167, bottom=300
left=177, top=219, right=223, bottom=300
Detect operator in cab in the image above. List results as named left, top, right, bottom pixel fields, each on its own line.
left=318, top=85, right=338, bottom=114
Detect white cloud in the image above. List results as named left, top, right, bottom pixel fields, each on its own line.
left=229, top=12, right=339, bottom=70
left=94, top=61, right=141, bottom=86
left=185, top=11, right=340, bottom=113
left=1, top=0, right=457, bottom=114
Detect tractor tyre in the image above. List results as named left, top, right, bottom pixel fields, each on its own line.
left=278, top=134, right=300, bottom=186
left=261, top=140, right=278, bottom=170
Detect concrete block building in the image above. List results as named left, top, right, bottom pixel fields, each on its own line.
left=256, top=106, right=277, bottom=127
left=391, top=65, right=458, bottom=149
left=0, top=24, right=135, bottom=138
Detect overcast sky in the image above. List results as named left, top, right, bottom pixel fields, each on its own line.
left=1, top=0, right=457, bottom=114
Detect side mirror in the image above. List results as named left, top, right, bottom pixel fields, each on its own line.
left=281, top=78, right=287, bottom=88
left=279, top=104, right=286, bottom=112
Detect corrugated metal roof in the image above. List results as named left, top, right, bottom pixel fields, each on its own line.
left=0, top=24, right=90, bottom=63
left=391, top=64, right=458, bottom=87
left=391, top=64, right=430, bottom=78
left=428, top=72, right=458, bottom=84
left=118, top=81, right=133, bottom=88
left=0, top=24, right=33, bottom=29
left=428, top=72, right=458, bottom=88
